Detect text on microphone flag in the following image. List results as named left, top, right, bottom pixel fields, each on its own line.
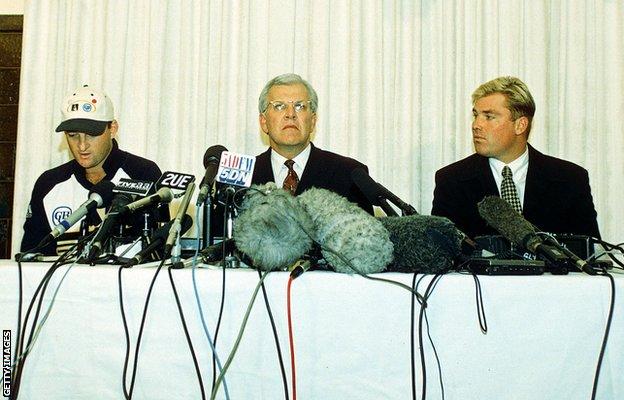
left=216, top=151, right=256, bottom=187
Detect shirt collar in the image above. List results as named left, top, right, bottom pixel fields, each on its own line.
left=488, top=146, right=529, bottom=178
left=270, top=143, right=312, bottom=174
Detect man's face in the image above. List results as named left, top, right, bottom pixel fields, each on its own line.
left=65, top=121, right=116, bottom=172
left=472, top=93, right=527, bottom=164
left=259, top=83, right=317, bottom=157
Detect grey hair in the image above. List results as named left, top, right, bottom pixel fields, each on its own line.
left=472, top=76, right=536, bottom=135
left=258, top=73, right=319, bottom=114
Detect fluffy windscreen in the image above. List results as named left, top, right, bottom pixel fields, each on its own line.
left=380, top=215, right=462, bottom=274
left=297, top=188, right=394, bottom=274
left=233, top=183, right=314, bottom=271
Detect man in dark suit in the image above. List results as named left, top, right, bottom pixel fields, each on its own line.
left=252, top=73, right=373, bottom=213
left=432, top=76, right=599, bottom=239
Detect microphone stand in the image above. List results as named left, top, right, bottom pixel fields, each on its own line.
left=221, top=186, right=240, bottom=268
left=201, top=195, right=213, bottom=248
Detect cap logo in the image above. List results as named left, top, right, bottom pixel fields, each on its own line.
left=52, top=206, right=72, bottom=225
left=82, top=103, right=93, bottom=112
left=71, top=104, right=79, bottom=111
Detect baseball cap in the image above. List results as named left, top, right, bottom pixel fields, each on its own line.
left=55, top=85, right=114, bottom=135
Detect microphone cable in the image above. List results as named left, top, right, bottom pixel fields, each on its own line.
left=210, top=270, right=271, bottom=400
left=209, top=194, right=233, bottom=396
left=589, top=268, right=616, bottom=400
left=256, top=267, right=290, bottom=400
left=410, top=272, right=448, bottom=400
left=119, top=257, right=167, bottom=399
left=167, top=266, right=206, bottom=399
left=10, top=235, right=90, bottom=399
left=286, top=275, right=297, bottom=400
left=189, top=206, right=230, bottom=400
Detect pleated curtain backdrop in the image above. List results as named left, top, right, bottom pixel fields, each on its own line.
left=11, top=0, right=624, bottom=254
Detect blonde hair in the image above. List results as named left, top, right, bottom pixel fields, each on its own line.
left=472, top=76, right=535, bottom=134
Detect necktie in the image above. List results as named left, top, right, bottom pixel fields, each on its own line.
left=283, top=159, right=299, bottom=195
left=500, top=165, right=522, bottom=214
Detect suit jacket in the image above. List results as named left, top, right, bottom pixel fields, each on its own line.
left=252, top=143, right=374, bottom=214
left=431, top=145, right=600, bottom=239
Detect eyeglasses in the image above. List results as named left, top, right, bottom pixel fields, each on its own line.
left=266, top=100, right=312, bottom=113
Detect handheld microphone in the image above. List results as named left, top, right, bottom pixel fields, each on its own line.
left=125, top=214, right=193, bottom=267
left=165, top=182, right=196, bottom=256
left=37, top=180, right=115, bottom=248
left=298, top=187, right=394, bottom=274
left=233, top=183, right=314, bottom=271
left=124, top=187, right=174, bottom=212
left=86, top=192, right=135, bottom=261
left=196, top=145, right=228, bottom=206
left=380, top=215, right=462, bottom=274
left=351, top=168, right=418, bottom=216
left=477, top=196, right=595, bottom=275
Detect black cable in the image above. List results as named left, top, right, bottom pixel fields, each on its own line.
left=471, top=274, right=488, bottom=334
left=125, top=258, right=167, bottom=399
left=593, top=239, right=624, bottom=270
left=417, top=273, right=446, bottom=400
left=11, top=244, right=79, bottom=399
left=167, top=267, right=206, bottom=400
left=590, top=269, right=616, bottom=400
left=420, top=273, right=446, bottom=400
left=211, top=199, right=230, bottom=393
left=410, top=272, right=419, bottom=400
left=256, top=268, right=290, bottom=400
left=117, top=265, right=132, bottom=400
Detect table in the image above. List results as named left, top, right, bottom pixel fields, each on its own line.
left=1, top=260, right=622, bottom=399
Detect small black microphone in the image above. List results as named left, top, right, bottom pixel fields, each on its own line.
left=125, top=214, right=193, bottom=267
left=351, top=168, right=418, bottom=216
left=196, top=145, right=228, bottom=206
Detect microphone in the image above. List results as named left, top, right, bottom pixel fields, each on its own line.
left=233, top=182, right=315, bottom=271
left=124, top=214, right=193, bottom=267
left=351, top=168, right=418, bottom=216
left=477, top=196, right=596, bottom=275
left=379, top=215, right=463, bottom=274
left=298, top=187, right=394, bottom=274
left=86, top=192, right=135, bottom=261
left=37, top=180, right=115, bottom=248
left=165, top=182, right=196, bottom=256
left=200, top=238, right=236, bottom=263
left=196, top=145, right=228, bottom=206
left=124, top=187, right=174, bottom=212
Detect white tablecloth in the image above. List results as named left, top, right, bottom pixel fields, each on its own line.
left=1, top=260, right=622, bottom=399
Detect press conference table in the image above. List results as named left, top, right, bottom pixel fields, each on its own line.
left=0, top=260, right=622, bottom=399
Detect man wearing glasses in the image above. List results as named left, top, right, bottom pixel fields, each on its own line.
left=253, top=73, right=373, bottom=213
left=432, top=76, right=600, bottom=239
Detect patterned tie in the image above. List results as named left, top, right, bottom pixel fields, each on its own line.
left=283, top=159, right=299, bottom=195
left=500, top=165, right=522, bottom=214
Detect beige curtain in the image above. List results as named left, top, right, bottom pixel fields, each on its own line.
left=11, top=0, right=624, bottom=253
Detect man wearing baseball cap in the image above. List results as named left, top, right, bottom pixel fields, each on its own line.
left=20, top=85, right=166, bottom=255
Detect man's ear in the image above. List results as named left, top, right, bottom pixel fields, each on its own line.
left=110, top=120, right=119, bottom=135
left=514, top=116, right=529, bottom=136
left=259, top=113, right=269, bottom=134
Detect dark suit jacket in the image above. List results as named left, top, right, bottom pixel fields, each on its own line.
left=431, top=145, right=600, bottom=239
left=252, top=143, right=374, bottom=214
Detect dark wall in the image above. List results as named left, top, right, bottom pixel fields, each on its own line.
left=0, top=15, right=22, bottom=258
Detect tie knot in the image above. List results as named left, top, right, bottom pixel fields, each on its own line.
left=502, top=165, right=513, bottom=179
left=284, top=159, right=295, bottom=169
